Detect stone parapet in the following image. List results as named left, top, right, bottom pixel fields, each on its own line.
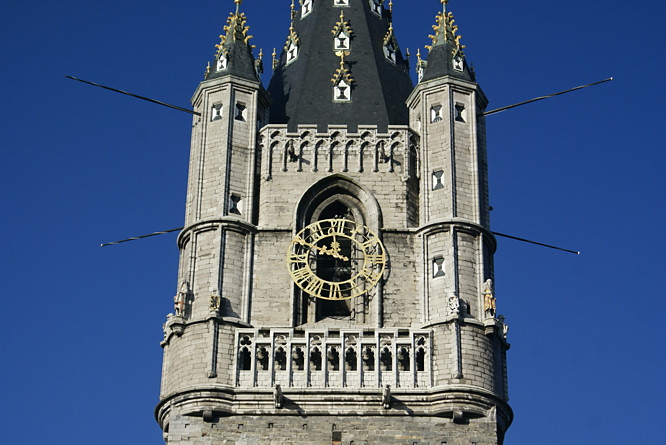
left=234, top=328, right=432, bottom=390
left=259, top=124, right=418, bottom=182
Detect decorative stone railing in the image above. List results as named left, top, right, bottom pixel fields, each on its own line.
left=234, top=328, right=432, bottom=389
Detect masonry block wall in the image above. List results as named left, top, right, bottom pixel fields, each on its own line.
left=163, top=415, right=501, bottom=445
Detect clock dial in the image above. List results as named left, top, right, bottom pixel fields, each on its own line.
left=287, top=219, right=386, bottom=300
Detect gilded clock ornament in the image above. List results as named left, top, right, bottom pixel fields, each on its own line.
left=287, top=218, right=386, bottom=300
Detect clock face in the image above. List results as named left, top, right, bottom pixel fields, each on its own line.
left=287, top=218, right=386, bottom=300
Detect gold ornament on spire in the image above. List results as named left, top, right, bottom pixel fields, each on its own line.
left=284, top=22, right=301, bottom=52
left=331, top=50, right=354, bottom=86
left=284, top=0, right=301, bottom=53
left=383, top=23, right=398, bottom=47
left=415, top=48, right=428, bottom=81
left=425, top=0, right=465, bottom=58
left=272, top=48, right=278, bottom=71
left=218, top=0, right=253, bottom=46
left=331, top=10, right=354, bottom=48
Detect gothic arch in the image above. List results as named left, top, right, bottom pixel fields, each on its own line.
left=292, top=175, right=384, bottom=326
left=294, top=174, right=383, bottom=232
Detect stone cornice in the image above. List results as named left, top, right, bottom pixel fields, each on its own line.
left=156, top=386, right=512, bottom=431
left=177, top=217, right=257, bottom=249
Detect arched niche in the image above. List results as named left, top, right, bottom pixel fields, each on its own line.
left=294, top=174, right=383, bottom=232
left=292, top=175, right=384, bottom=326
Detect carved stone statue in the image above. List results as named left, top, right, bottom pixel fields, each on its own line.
left=210, top=294, right=221, bottom=312
left=498, top=314, right=509, bottom=339
left=382, top=384, right=391, bottom=409
left=378, top=141, right=389, bottom=163
left=287, top=141, right=299, bottom=162
left=447, top=295, right=461, bottom=317
left=274, top=384, right=283, bottom=409
left=174, top=282, right=190, bottom=317
left=483, top=278, right=496, bottom=319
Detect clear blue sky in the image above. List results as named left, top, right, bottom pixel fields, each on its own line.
left=1, top=1, right=664, bottom=444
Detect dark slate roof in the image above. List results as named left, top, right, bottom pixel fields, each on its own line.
left=267, top=1, right=414, bottom=133
left=206, top=8, right=261, bottom=83
left=421, top=44, right=474, bottom=83
left=421, top=7, right=474, bottom=83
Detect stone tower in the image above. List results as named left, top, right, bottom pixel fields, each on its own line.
left=156, top=1, right=512, bottom=444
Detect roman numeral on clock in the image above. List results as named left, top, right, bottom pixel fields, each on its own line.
left=303, top=277, right=325, bottom=298
left=291, top=267, right=310, bottom=284
left=361, top=268, right=382, bottom=283
left=364, top=254, right=384, bottom=265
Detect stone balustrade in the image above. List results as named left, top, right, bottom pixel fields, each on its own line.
left=235, top=328, right=432, bottom=389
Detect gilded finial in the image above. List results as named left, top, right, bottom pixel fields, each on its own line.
left=335, top=50, right=350, bottom=64
left=425, top=0, right=464, bottom=56
left=389, top=0, right=393, bottom=13
left=258, top=48, right=263, bottom=61
left=331, top=50, right=354, bottom=86
left=332, top=10, right=354, bottom=44
left=272, top=48, right=278, bottom=71
left=205, top=61, right=211, bottom=78
left=217, top=0, right=253, bottom=47
left=291, top=0, right=296, bottom=21
left=406, top=47, right=410, bottom=69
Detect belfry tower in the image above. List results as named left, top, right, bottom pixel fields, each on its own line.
left=156, top=1, right=512, bottom=443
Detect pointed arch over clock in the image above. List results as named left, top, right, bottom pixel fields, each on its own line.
left=291, top=175, right=385, bottom=326
left=294, top=175, right=383, bottom=233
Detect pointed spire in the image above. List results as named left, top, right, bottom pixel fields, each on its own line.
left=205, top=0, right=260, bottom=82
left=420, top=0, right=474, bottom=83
left=426, top=0, right=462, bottom=52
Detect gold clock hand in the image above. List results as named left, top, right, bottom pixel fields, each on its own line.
left=294, top=238, right=349, bottom=261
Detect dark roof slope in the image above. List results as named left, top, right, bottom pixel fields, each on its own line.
left=268, top=1, right=413, bottom=132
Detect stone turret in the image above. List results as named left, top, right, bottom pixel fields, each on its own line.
left=158, top=2, right=269, bottom=434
